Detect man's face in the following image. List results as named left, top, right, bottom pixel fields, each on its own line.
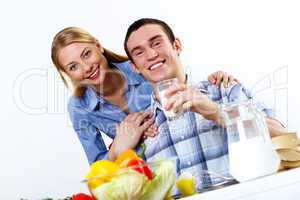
left=126, top=24, right=182, bottom=83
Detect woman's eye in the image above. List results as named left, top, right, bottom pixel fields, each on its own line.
left=83, top=50, right=91, bottom=58
left=69, top=64, right=77, bottom=71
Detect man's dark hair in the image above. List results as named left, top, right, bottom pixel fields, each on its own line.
left=124, top=18, right=176, bottom=61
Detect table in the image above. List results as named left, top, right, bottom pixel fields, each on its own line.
left=182, top=167, right=300, bottom=200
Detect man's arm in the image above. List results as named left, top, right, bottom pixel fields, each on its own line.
left=197, top=81, right=288, bottom=137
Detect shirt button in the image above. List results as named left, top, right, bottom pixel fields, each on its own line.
left=188, top=161, right=192, bottom=166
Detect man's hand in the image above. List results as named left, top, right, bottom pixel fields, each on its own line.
left=163, top=84, right=221, bottom=121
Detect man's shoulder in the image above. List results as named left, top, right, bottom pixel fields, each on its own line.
left=193, top=80, right=252, bottom=102
left=193, top=80, right=222, bottom=100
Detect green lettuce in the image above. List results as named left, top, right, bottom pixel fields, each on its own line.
left=91, top=160, right=176, bottom=200
left=140, top=160, right=176, bottom=200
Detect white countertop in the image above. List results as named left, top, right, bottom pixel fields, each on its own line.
left=182, top=167, right=300, bottom=200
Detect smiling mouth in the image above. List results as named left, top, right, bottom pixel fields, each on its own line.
left=149, top=60, right=165, bottom=71
left=88, top=68, right=99, bottom=80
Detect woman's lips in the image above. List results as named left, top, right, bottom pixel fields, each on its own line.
left=88, top=68, right=100, bottom=80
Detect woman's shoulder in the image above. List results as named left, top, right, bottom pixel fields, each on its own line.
left=113, top=61, right=146, bottom=82
left=114, top=61, right=135, bottom=74
left=67, top=92, right=92, bottom=116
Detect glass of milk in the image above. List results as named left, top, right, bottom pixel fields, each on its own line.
left=156, top=78, right=184, bottom=120
left=221, top=100, right=280, bottom=182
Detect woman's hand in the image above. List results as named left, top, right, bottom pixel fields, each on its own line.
left=208, top=70, right=239, bottom=87
left=109, top=112, right=155, bottom=161
left=143, top=124, right=158, bottom=139
left=164, top=84, right=220, bottom=121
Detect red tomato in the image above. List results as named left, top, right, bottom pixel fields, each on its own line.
left=127, top=159, right=153, bottom=180
left=72, top=193, right=96, bottom=200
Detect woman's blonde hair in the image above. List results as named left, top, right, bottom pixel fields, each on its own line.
left=51, top=27, right=128, bottom=97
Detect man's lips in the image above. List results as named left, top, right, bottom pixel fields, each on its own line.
left=149, top=60, right=165, bottom=71
left=88, top=68, right=100, bottom=80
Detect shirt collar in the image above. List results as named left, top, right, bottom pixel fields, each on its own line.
left=85, top=61, right=145, bottom=110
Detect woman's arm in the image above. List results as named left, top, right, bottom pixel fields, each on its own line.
left=73, top=119, right=109, bottom=164
left=108, top=112, right=155, bottom=161
left=208, top=70, right=239, bottom=87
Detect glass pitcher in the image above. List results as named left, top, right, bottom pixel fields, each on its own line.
left=221, top=100, right=280, bottom=182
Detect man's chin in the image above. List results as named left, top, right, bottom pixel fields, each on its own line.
left=146, top=73, right=172, bottom=83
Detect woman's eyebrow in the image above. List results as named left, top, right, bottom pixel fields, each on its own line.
left=66, top=61, right=76, bottom=68
left=80, top=47, right=88, bottom=58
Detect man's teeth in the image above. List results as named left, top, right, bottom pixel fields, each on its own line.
left=150, top=63, right=163, bottom=70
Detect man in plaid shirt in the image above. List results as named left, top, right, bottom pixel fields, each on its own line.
left=124, top=18, right=286, bottom=193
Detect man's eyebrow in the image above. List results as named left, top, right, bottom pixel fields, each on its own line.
left=130, top=45, right=142, bottom=55
left=148, top=34, right=163, bottom=42
left=130, top=34, right=163, bottom=54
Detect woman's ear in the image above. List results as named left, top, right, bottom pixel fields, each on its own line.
left=95, top=40, right=104, bottom=53
left=173, top=38, right=182, bottom=55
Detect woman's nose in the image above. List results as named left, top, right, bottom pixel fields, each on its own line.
left=82, top=62, right=93, bottom=74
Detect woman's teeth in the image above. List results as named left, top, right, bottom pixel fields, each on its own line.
left=89, top=69, right=99, bottom=79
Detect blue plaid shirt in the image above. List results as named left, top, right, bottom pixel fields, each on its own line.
left=143, top=81, right=273, bottom=192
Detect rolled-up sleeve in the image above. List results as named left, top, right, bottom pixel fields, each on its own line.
left=195, top=81, right=273, bottom=118
left=226, top=83, right=274, bottom=118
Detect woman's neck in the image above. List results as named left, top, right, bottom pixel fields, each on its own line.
left=93, top=67, right=126, bottom=97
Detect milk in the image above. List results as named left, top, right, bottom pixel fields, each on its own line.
left=228, top=136, right=280, bottom=182
left=159, top=90, right=177, bottom=119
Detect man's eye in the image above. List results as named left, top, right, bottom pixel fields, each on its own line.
left=134, top=51, right=144, bottom=56
left=153, top=41, right=161, bottom=47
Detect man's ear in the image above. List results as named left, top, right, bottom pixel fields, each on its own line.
left=129, top=60, right=141, bottom=74
left=173, top=38, right=182, bottom=55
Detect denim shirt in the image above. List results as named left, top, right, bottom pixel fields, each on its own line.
left=68, top=61, right=152, bottom=164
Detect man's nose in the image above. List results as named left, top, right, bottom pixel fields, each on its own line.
left=146, top=48, right=158, bottom=60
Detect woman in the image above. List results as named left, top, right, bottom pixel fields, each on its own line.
left=51, top=27, right=236, bottom=164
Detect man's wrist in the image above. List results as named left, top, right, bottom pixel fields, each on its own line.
left=202, top=102, right=221, bottom=121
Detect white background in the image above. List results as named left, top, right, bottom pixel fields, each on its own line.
left=0, top=0, right=299, bottom=199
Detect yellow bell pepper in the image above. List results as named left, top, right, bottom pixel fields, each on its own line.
left=115, top=149, right=139, bottom=167
left=86, top=160, right=120, bottom=190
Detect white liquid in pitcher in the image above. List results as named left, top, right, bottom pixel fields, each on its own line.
left=228, top=136, right=280, bottom=182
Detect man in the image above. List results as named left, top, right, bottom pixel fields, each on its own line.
left=124, top=18, right=286, bottom=192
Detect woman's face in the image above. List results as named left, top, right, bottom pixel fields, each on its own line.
left=58, top=42, right=109, bottom=88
